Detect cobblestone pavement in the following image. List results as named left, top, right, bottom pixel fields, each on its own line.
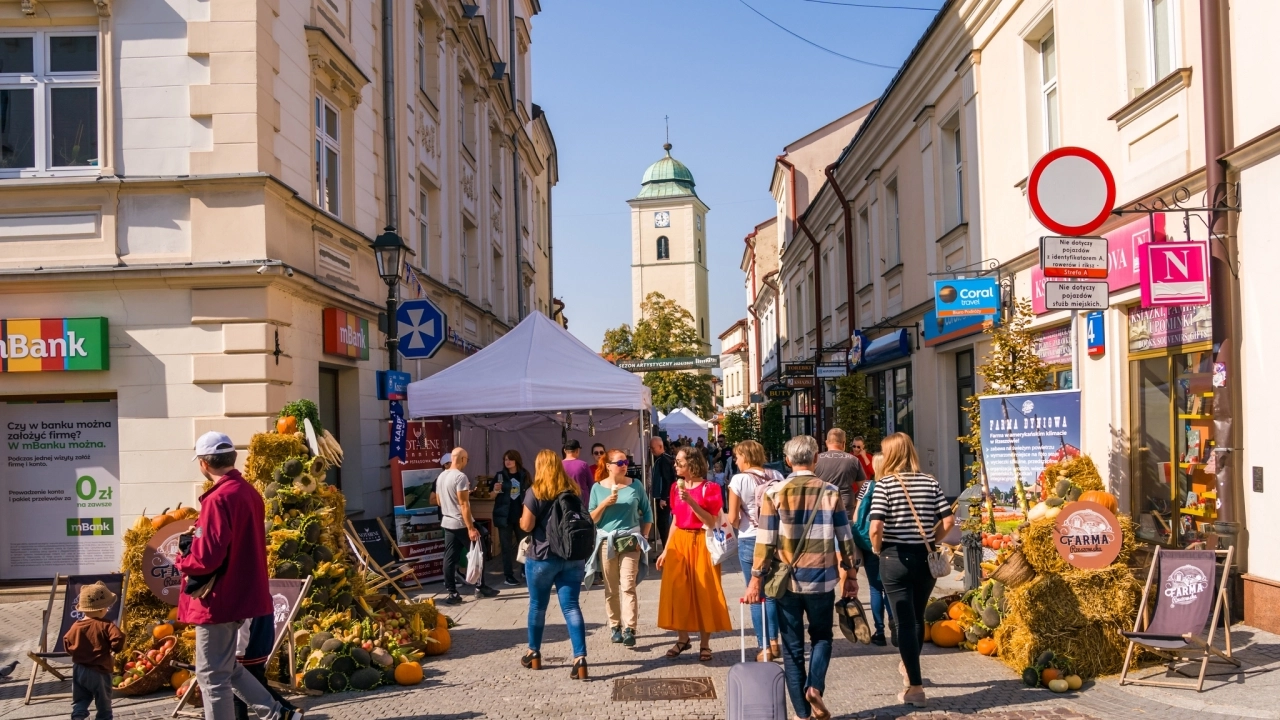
left=2, top=560, right=1277, bottom=720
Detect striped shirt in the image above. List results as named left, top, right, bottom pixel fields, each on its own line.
left=869, top=472, right=951, bottom=545
left=753, top=472, right=857, bottom=595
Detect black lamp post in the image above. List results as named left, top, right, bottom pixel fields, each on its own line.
left=372, top=227, right=407, bottom=372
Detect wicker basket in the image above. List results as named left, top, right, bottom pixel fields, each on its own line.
left=113, top=646, right=179, bottom=698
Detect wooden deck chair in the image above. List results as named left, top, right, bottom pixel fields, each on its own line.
left=24, top=573, right=127, bottom=705
left=344, top=519, right=415, bottom=600
left=374, top=516, right=423, bottom=591
left=172, top=577, right=316, bottom=717
left=1119, top=546, right=1240, bottom=691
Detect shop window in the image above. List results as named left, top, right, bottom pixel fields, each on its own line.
left=867, top=365, right=914, bottom=439
left=886, top=179, right=901, bottom=268
left=314, top=96, right=341, bottom=216
left=956, top=350, right=975, bottom=486
left=0, top=31, right=100, bottom=176
left=656, top=235, right=669, bottom=260
left=1045, top=366, right=1073, bottom=389
left=1040, top=31, right=1059, bottom=150
left=1131, top=348, right=1216, bottom=548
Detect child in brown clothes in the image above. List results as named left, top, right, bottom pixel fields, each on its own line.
left=63, top=581, right=124, bottom=720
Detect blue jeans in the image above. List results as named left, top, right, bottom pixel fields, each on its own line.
left=862, top=548, right=893, bottom=633
left=525, top=556, right=588, bottom=658
left=71, top=665, right=112, bottom=720
left=737, top=536, right=780, bottom=649
left=775, top=590, right=834, bottom=719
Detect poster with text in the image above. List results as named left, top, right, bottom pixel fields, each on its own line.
left=978, top=390, right=1081, bottom=504
left=390, top=417, right=453, bottom=582
left=1, top=399, right=120, bottom=580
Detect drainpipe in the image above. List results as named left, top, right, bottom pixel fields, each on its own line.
left=825, top=162, right=857, bottom=329
left=1201, top=0, right=1238, bottom=539
left=509, top=0, right=524, bottom=320
left=796, top=215, right=825, bottom=438
left=744, top=231, right=761, bottom=397
left=380, top=0, right=397, bottom=231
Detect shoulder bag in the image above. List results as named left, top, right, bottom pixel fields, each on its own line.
left=893, top=475, right=952, bottom=579
left=763, top=483, right=821, bottom=599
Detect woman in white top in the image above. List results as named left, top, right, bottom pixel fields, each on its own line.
left=726, top=439, right=784, bottom=661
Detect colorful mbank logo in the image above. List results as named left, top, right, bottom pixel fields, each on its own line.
left=66, top=518, right=115, bottom=536
left=0, top=317, right=109, bottom=372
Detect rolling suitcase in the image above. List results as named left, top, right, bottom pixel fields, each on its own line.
left=726, top=600, right=788, bottom=720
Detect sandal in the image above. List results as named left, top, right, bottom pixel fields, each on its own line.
left=698, top=647, right=713, bottom=662
left=665, top=641, right=692, bottom=659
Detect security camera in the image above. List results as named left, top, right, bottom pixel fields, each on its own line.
left=285, top=267, right=294, bottom=277
left=257, top=264, right=268, bottom=274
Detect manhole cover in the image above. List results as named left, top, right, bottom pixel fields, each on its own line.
left=612, top=676, right=717, bottom=702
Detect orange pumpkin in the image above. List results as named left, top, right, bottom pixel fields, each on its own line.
left=394, top=661, right=424, bottom=685
left=151, top=508, right=174, bottom=530
left=930, top=620, right=964, bottom=648
left=1041, top=667, right=1061, bottom=685
left=277, top=415, right=298, bottom=434
left=424, top=616, right=451, bottom=655
left=922, top=622, right=932, bottom=643
left=976, top=637, right=998, bottom=656
left=947, top=601, right=970, bottom=621
left=152, top=623, right=174, bottom=641
left=169, top=669, right=192, bottom=690
left=1079, top=490, right=1118, bottom=514
left=168, top=504, right=198, bottom=522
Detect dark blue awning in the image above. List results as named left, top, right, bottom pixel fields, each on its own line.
left=857, top=329, right=911, bottom=368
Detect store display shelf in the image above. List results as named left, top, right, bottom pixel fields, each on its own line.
left=1179, top=414, right=1210, bottom=420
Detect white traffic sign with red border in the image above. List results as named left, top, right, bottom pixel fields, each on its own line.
left=1040, top=236, right=1109, bottom=279
left=1028, top=147, right=1116, bottom=237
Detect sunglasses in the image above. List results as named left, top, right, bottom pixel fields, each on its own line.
left=592, top=450, right=605, bottom=455
left=609, top=460, right=629, bottom=467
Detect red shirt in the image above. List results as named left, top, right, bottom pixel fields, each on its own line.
left=174, top=469, right=273, bottom=626
left=670, top=480, right=723, bottom=530
left=855, top=452, right=875, bottom=484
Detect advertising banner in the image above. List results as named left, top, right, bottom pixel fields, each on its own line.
left=1127, top=305, right=1211, bottom=353
left=1, top=399, right=120, bottom=580
left=978, top=390, right=1080, bottom=501
left=1141, top=240, right=1210, bottom=307
left=0, top=317, right=109, bottom=373
left=1033, top=325, right=1073, bottom=366
left=934, top=277, right=999, bottom=318
left=390, top=417, right=453, bottom=582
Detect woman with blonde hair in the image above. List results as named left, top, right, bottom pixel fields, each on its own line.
left=586, top=449, right=652, bottom=647
left=869, top=433, right=954, bottom=707
left=727, top=439, right=783, bottom=660
left=657, top=447, right=732, bottom=662
left=518, top=450, right=590, bottom=679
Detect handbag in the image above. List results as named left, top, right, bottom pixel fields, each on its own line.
left=894, top=475, right=952, bottom=579
left=763, top=488, right=821, bottom=599
left=704, top=517, right=737, bottom=566
left=613, top=533, right=640, bottom=555
left=515, top=536, right=532, bottom=564
left=465, top=539, right=485, bottom=585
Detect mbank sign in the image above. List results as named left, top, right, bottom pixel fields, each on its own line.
left=0, top=317, right=109, bottom=373
left=323, top=308, right=371, bottom=360
left=934, top=277, right=999, bottom=318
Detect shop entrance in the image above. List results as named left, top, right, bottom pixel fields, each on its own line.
left=318, top=367, right=342, bottom=489
left=1130, top=346, right=1216, bottom=547
left=956, top=350, right=975, bottom=487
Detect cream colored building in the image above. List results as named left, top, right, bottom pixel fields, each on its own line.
left=0, top=0, right=557, bottom=572
left=628, top=144, right=711, bottom=352
left=717, top=319, right=748, bottom=410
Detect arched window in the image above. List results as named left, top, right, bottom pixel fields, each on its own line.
left=696, top=239, right=702, bottom=263
left=656, top=235, right=670, bottom=260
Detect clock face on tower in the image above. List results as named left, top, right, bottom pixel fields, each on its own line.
left=654, top=211, right=671, bottom=228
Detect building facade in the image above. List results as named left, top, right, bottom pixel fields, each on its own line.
left=717, top=319, right=749, bottom=410
left=741, top=0, right=1279, bottom=629
left=0, top=0, right=556, bottom=578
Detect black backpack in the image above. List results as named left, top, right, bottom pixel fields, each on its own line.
left=544, top=491, right=596, bottom=561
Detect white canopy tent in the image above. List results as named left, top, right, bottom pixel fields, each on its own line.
left=406, top=312, right=653, bottom=474
left=658, top=407, right=712, bottom=442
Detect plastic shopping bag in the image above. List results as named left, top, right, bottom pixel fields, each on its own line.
left=466, top=539, right=485, bottom=585
left=705, top=518, right=737, bottom=566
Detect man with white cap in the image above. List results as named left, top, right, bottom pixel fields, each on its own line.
left=175, top=431, right=299, bottom=720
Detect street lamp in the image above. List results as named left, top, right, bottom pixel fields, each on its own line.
left=372, top=227, right=407, bottom=372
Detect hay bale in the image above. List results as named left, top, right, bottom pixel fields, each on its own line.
left=995, top=619, right=1127, bottom=679
left=1048, top=455, right=1104, bottom=493
left=245, top=433, right=308, bottom=487
left=1061, top=565, right=1142, bottom=625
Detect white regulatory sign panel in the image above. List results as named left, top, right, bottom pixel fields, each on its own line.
left=1044, top=280, right=1109, bottom=310
left=1040, top=236, right=1108, bottom=279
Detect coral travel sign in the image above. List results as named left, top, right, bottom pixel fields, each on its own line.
left=0, top=317, right=109, bottom=372
left=934, top=277, right=1000, bottom=318
left=322, top=308, right=371, bottom=360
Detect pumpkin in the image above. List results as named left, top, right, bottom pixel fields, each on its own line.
left=277, top=415, right=298, bottom=434
left=1078, top=490, right=1118, bottom=514
left=1065, top=674, right=1083, bottom=690
left=152, top=623, right=174, bottom=641
left=947, top=601, right=970, bottom=621
left=976, top=637, right=997, bottom=656
left=1041, top=667, right=1061, bottom=685
left=424, top=616, right=451, bottom=655
left=922, top=622, right=932, bottom=643
left=167, top=504, right=198, bottom=522
left=930, top=620, right=964, bottom=648
left=151, top=508, right=174, bottom=530
left=169, top=669, right=192, bottom=690
left=393, top=661, right=423, bottom=686
left=1047, top=678, right=1069, bottom=693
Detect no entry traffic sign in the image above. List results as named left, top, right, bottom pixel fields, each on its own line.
left=1028, top=147, right=1116, bottom=237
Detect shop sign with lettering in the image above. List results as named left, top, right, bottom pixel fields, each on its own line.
left=322, top=308, right=371, bottom=360
left=0, top=317, right=109, bottom=372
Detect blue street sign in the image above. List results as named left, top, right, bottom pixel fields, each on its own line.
left=1086, top=311, right=1105, bottom=356
left=376, top=370, right=412, bottom=400
left=397, top=297, right=447, bottom=360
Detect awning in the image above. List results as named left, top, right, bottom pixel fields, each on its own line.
left=857, top=328, right=911, bottom=368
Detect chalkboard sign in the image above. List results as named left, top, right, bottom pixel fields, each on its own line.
left=349, top=519, right=396, bottom=567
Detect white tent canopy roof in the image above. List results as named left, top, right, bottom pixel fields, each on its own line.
left=659, top=407, right=713, bottom=440
left=406, top=312, right=652, bottom=423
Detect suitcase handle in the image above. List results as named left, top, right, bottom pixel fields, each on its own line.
left=739, top=599, right=768, bottom=663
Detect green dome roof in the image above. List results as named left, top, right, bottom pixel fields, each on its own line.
left=634, top=143, right=698, bottom=200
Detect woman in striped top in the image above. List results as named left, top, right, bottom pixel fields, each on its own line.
left=869, top=433, right=954, bottom=708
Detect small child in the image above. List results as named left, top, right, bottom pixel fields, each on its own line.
left=63, top=581, right=124, bottom=720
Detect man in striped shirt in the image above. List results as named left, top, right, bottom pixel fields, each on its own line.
left=743, top=435, right=859, bottom=720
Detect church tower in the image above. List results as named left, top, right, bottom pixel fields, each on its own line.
left=628, top=143, right=711, bottom=353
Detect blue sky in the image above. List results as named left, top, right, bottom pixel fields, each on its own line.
left=532, top=0, right=943, bottom=352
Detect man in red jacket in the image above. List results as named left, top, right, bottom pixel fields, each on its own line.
left=176, top=432, right=297, bottom=720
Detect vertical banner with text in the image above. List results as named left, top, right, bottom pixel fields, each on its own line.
left=390, top=417, right=454, bottom=582
left=1, top=399, right=120, bottom=580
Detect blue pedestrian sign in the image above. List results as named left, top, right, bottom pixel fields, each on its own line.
left=397, top=298, right=447, bottom=360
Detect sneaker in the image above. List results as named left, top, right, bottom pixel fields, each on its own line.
left=442, top=593, right=463, bottom=606
left=503, top=577, right=520, bottom=586
left=622, top=628, right=636, bottom=647
left=476, top=585, right=499, bottom=598
left=610, top=626, right=623, bottom=643
left=280, top=707, right=304, bottom=720
left=870, top=632, right=887, bottom=647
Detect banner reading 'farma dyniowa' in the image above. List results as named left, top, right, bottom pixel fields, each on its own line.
left=978, top=390, right=1081, bottom=499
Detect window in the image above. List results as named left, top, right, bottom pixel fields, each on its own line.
left=1040, top=31, right=1059, bottom=150
left=1148, top=0, right=1176, bottom=83
left=417, top=189, right=430, bottom=274
left=700, top=317, right=705, bottom=339
left=0, top=31, right=100, bottom=175
left=696, top=214, right=702, bottom=231
left=886, top=180, right=901, bottom=268
left=696, top=239, right=702, bottom=264
left=953, top=128, right=964, bottom=224
left=857, top=209, right=871, bottom=286
left=315, top=96, right=341, bottom=215
left=416, top=18, right=426, bottom=93
left=460, top=81, right=477, bottom=155
left=656, top=235, right=669, bottom=260
left=416, top=13, right=441, bottom=104
left=491, top=249, right=504, bottom=317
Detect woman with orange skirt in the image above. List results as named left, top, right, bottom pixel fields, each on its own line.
left=657, top=446, right=732, bottom=662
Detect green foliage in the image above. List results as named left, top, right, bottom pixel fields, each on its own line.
left=602, top=292, right=715, bottom=415
left=280, top=399, right=322, bottom=435
left=833, top=373, right=882, bottom=452
left=721, top=408, right=759, bottom=445
left=759, top=401, right=789, bottom=461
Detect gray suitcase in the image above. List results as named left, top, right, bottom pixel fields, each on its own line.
left=726, top=601, right=788, bottom=720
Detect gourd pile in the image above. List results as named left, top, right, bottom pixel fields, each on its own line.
left=921, top=578, right=1006, bottom=656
